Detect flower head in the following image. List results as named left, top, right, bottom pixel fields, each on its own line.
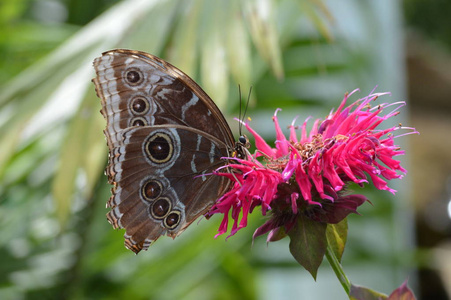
left=207, top=89, right=417, bottom=241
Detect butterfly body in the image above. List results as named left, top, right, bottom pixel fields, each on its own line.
left=93, top=49, right=242, bottom=253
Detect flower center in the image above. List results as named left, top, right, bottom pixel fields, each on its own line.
left=294, top=134, right=324, bottom=160
left=295, top=134, right=349, bottom=160
left=263, top=134, right=350, bottom=172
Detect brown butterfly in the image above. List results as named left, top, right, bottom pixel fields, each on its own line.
left=92, top=49, right=247, bottom=253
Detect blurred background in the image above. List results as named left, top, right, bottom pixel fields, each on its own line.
left=0, top=0, right=449, bottom=299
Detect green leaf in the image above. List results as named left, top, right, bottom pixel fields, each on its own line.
left=244, top=0, right=284, bottom=80
left=0, top=0, right=27, bottom=24
left=80, top=88, right=107, bottom=198
left=200, top=1, right=229, bottom=109
left=288, top=214, right=327, bottom=279
left=51, top=87, right=102, bottom=228
left=350, top=284, right=387, bottom=300
left=300, top=0, right=334, bottom=43
left=226, top=0, right=252, bottom=88
left=0, top=124, right=23, bottom=180
left=122, top=0, right=179, bottom=55
left=326, top=218, right=348, bottom=262
left=169, top=0, right=202, bottom=76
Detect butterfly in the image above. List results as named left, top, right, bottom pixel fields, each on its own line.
left=92, top=49, right=248, bottom=253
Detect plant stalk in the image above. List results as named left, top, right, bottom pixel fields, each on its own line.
left=325, top=243, right=351, bottom=295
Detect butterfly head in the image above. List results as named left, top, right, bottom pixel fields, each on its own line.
left=234, top=135, right=250, bottom=159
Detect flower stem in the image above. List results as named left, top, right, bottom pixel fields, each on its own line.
left=325, top=243, right=351, bottom=295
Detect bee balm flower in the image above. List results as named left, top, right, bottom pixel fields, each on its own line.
left=208, top=89, right=417, bottom=241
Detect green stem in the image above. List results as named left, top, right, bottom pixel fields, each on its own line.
left=325, top=243, right=351, bottom=295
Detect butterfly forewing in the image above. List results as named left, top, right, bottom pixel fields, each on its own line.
left=93, top=49, right=236, bottom=253
left=93, top=49, right=234, bottom=147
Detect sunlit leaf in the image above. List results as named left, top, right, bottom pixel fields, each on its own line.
left=226, top=0, right=252, bottom=90
left=80, top=88, right=107, bottom=198
left=0, top=125, right=23, bottom=180
left=169, top=0, right=202, bottom=76
left=52, top=87, right=100, bottom=227
left=121, top=0, right=179, bottom=55
left=200, top=1, right=229, bottom=109
left=301, top=0, right=334, bottom=42
left=244, top=0, right=284, bottom=80
left=0, top=0, right=27, bottom=24
left=326, top=218, right=348, bottom=262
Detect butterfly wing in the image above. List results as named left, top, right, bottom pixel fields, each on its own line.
left=93, top=49, right=234, bottom=148
left=93, top=49, right=235, bottom=253
left=106, top=125, right=230, bottom=253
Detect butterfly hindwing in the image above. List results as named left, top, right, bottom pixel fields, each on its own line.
left=106, top=125, right=230, bottom=253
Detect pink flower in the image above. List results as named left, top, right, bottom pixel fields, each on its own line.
left=207, top=89, right=417, bottom=240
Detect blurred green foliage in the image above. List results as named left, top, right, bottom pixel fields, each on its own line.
left=0, top=0, right=420, bottom=299
left=404, top=0, right=451, bottom=49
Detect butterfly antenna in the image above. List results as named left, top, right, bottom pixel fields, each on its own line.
left=238, top=84, right=243, bottom=136
left=242, top=86, right=252, bottom=125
